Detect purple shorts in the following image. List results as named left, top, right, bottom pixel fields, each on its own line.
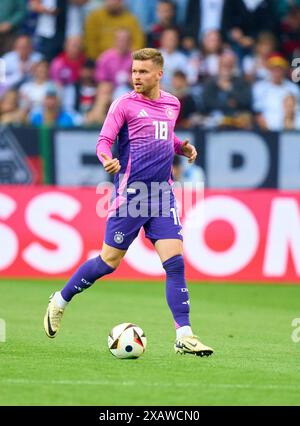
left=104, top=191, right=183, bottom=250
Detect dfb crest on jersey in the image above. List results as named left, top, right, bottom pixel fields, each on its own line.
left=165, top=107, right=175, bottom=119
left=114, top=232, right=125, bottom=244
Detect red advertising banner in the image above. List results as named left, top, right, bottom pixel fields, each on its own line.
left=0, top=186, right=299, bottom=282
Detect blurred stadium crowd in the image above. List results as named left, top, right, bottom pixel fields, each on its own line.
left=0, top=0, right=300, bottom=131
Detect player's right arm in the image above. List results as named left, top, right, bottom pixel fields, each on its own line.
left=96, top=97, right=126, bottom=174
left=100, top=153, right=121, bottom=174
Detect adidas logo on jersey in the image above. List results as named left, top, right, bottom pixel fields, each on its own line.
left=137, top=109, right=149, bottom=118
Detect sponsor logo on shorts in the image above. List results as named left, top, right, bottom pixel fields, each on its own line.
left=114, top=232, right=125, bottom=244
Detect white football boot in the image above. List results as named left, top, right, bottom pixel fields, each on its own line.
left=44, top=293, right=65, bottom=338
left=174, top=335, right=214, bottom=356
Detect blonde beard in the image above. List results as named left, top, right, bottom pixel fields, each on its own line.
left=135, top=83, right=159, bottom=98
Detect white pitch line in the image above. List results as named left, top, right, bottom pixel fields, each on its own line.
left=1, top=379, right=300, bottom=391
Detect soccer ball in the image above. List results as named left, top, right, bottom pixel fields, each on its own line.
left=108, top=323, right=147, bottom=359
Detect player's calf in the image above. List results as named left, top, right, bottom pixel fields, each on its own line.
left=43, top=255, right=115, bottom=338
left=163, top=254, right=191, bottom=330
left=162, top=254, right=214, bottom=357
left=60, top=255, right=115, bottom=302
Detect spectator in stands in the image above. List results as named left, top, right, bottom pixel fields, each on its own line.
left=95, top=28, right=132, bottom=91
left=283, top=93, right=300, bottom=130
left=253, top=53, right=300, bottom=130
left=124, top=0, right=157, bottom=32
left=66, top=59, right=97, bottom=115
left=159, top=28, right=195, bottom=91
left=202, top=50, right=252, bottom=128
left=50, top=35, right=86, bottom=86
left=83, top=81, right=112, bottom=125
left=200, top=30, right=224, bottom=78
left=171, top=71, right=198, bottom=128
left=66, top=0, right=89, bottom=37
left=0, top=0, right=26, bottom=56
left=30, top=85, right=77, bottom=127
left=85, top=28, right=133, bottom=126
left=0, top=89, right=27, bottom=125
left=188, top=30, right=224, bottom=83
left=184, top=0, right=228, bottom=46
left=147, top=0, right=178, bottom=48
left=173, top=0, right=189, bottom=27
left=83, top=0, right=106, bottom=15
left=22, top=0, right=38, bottom=36
left=19, top=59, right=55, bottom=111
left=30, top=0, right=68, bottom=61
left=225, top=0, right=278, bottom=63
left=242, top=31, right=277, bottom=82
left=2, top=34, right=43, bottom=92
left=275, top=0, right=300, bottom=18
left=84, top=0, right=144, bottom=60
left=66, top=0, right=110, bottom=37
left=279, top=5, right=300, bottom=62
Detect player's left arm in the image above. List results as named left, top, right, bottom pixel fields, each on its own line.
left=173, top=97, right=197, bottom=163
left=173, top=134, right=197, bottom=164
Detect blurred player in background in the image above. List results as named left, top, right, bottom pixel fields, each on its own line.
left=44, top=48, right=214, bottom=357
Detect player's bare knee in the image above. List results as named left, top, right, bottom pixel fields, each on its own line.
left=101, top=254, right=121, bottom=269
left=101, top=246, right=126, bottom=269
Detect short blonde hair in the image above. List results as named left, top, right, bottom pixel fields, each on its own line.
left=132, top=48, right=164, bottom=68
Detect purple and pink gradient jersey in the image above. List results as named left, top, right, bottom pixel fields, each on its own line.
left=96, top=90, right=184, bottom=191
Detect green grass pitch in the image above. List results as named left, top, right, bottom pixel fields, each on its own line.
left=1, top=279, right=300, bottom=406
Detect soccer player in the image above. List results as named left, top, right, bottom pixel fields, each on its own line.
left=44, top=48, right=214, bottom=357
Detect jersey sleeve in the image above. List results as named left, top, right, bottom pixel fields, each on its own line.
left=173, top=97, right=184, bottom=155
left=173, top=133, right=184, bottom=155
left=96, top=98, right=126, bottom=164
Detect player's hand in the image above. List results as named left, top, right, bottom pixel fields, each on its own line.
left=181, top=140, right=197, bottom=163
left=100, top=153, right=121, bottom=174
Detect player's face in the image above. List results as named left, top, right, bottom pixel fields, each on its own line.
left=132, top=60, right=163, bottom=95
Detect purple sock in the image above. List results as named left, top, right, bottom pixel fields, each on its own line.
left=163, top=255, right=191, bottom=329
left=61, top=256, right=114, bottom=302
